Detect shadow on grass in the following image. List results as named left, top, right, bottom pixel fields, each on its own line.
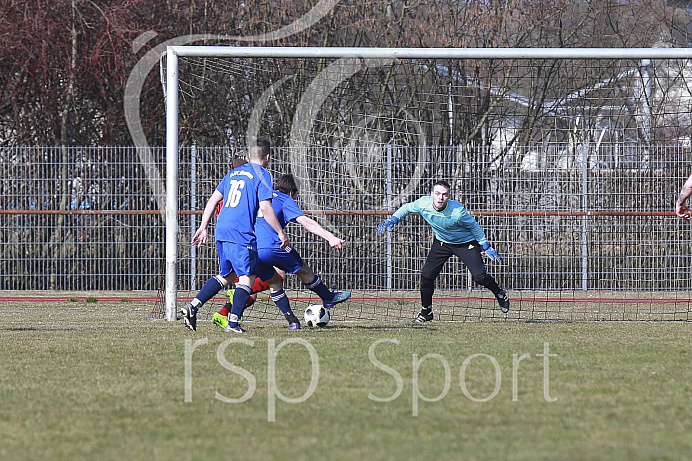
left=322, top=324, right=440, bottom=332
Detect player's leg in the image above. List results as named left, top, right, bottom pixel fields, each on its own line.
left=180, top=241, right=235, bottom=331
left=265, top=270, right=301, bottom=330
left=296, top=265, right=351, bottom=307
left=268, top=246, right=350, bottom=307
left=224, top=272, right=273, bottom=309
left=261, top=246, right=350, bottom=306
left=223, top=243, right=264, bottom=333
left=213, top=271, right=284, bottom=328
left=415, top=238, right=453, bottom=322
left=257, top=248, right=306, bottom=328
left=453, top=241, right=509, bottom=313
left=225, top=274, right=255, bottom=332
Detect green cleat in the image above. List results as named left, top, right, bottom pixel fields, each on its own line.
left=225, top=288, right=235, bottom=303
left=211, top=312, right=229, bottom=329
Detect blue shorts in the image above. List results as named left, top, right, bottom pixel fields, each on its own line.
left=257, top=246, right=305, bottom=274
left=217, top=241, right=276, bottom=281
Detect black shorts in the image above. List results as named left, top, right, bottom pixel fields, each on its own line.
left=421, top=237, right=487, bottom=279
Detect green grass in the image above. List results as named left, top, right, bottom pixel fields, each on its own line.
left=1, top=301, right=691, bottom=460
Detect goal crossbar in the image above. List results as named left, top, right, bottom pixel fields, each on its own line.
left=168, top=46, right=692, bottom=60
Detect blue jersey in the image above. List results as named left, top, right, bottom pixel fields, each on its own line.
left=393, top=196, right=487, bottom=245
left=255, top=190, right=305, bottom=249
left=214, top=162, right=274, bottom=245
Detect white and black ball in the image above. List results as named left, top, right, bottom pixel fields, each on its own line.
left=304, top=303, right=330, bottom=327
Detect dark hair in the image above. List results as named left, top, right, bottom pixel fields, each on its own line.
left=231, top=156, right=247, bottom=169
left=275, top=174, right=299, bottom=197
left=432, top=180, right=451, bottom=192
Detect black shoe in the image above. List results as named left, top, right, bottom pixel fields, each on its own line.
left=285, top=313, right=301, bottom=327
left=495, top=288, right=509, bottom=313
left=413, top=309, right=433, bottom=323
left=180, top=303, right=197, bottom=331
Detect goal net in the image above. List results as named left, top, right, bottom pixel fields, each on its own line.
left=155, top=47, right=692, bottom=323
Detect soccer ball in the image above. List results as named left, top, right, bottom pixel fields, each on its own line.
left=304, top=303, right=330, bottom=327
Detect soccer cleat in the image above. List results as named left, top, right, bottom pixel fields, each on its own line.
left=224, top=324, right=246, bottom=333
left=225, top=288, right=235, bottom=303
left=413, top=309, right=434, bottom=323
left=323, top=290, right=352, bottom=308
left=211, top=312, right=229, bottom=329
left=180, top=303, right=197, bottom=331
left=495, top=287, right=510, bottom=313
left=288, top=322, right=301, bottom=330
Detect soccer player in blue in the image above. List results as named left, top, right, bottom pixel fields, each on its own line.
left=377, top=179, right=509, bottom=322
left=180, top=138, right=289, bottom=333
left=211, top=173, right=351, bottom=330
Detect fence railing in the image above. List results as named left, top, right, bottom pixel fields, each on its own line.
left=2, top=145, right=691, bottom=292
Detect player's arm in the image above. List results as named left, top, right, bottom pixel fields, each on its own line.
left=296, top=215, right=344, bottom=249
left=192, top=190, right=224, bottom=247
left=260, top=199, right=290, bottom=249
left=377, top=202, right=415, bottom=234
left=676, top=173, right=692, bottom=221
left=457, top=210, right=488, bottom=246
left=461, top=213, right=504, bottom=263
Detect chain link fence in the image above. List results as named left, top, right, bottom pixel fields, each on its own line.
left=2, top=144, right=691, bottom=297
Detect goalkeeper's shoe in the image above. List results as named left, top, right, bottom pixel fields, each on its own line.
left=323, top=290, right=351, bottom=308
left=211, top=312, right=229, bottom=329
left=180, top=303, right=197, bottom=331
left=495, top=287, right=510, bottom=313
left=224, top=324, right=246, bottom=334
left=413, top=308, right=433, bottom=323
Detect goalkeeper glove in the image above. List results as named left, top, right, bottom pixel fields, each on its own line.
left=377, top=216, right=399, bottom=234
left=482, top=242, right=504, bottom=264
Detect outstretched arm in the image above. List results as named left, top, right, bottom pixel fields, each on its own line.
left=192, top=190, right=223, bottom=247
left=676, top=173, right=692, bottom=221
left=296, top=215, right=344, bottom=249
left=377, top=202, right=414, bottom=234
left=377, top=215, right=399, bottom=234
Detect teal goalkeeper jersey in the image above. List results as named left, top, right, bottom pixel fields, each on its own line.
left=392, top=196, right=488, bottom=245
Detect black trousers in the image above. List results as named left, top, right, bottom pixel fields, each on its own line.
left=420, top=237, right=500, bottom=308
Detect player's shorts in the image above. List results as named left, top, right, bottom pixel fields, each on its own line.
left=257, top=246, right=305, bottom=274
left=217, top=241, right=276, bottom=282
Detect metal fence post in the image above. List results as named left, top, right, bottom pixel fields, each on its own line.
left=581, top=143, right=589, bottom=291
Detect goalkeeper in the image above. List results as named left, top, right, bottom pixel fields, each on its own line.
left=377, top=179, right=509, bottom=322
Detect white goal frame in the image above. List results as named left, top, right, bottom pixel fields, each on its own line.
left=164, top=46, right=692, bottom=321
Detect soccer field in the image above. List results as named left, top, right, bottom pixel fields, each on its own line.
left=2, top=296, right=692, bottom=460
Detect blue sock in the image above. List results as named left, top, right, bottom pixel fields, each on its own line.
left=191, top=277, right=224, bottom=312
left=304, top=275, right=333, bottom=301
left=229, top=284, right=252, bottom=327
left=270, top=289, right=293, bottom=316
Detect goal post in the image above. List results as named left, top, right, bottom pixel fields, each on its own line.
left=164, top=46, right=692, bottom=323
